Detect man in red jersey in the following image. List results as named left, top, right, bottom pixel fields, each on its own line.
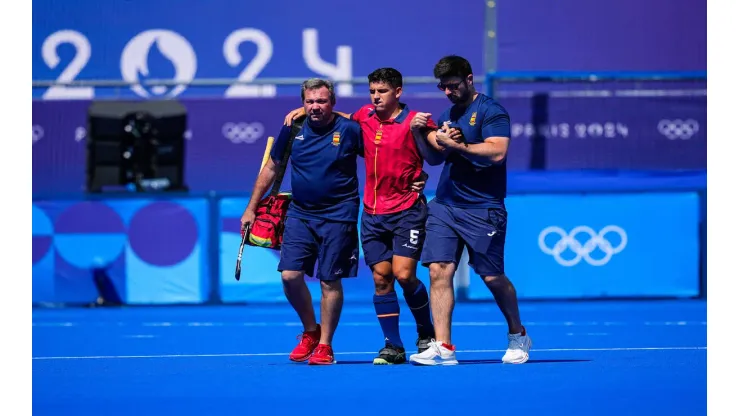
left=284, top=68, right=441, bottom=364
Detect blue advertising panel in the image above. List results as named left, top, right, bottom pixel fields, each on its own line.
left=467, top=193, right=701, bottom=299
left=31, top=192, right=701, bottom=304
left=32, top=198, right=210, bottom=304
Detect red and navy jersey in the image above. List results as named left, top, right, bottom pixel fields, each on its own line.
left=352, top=103, right=437, bottom=215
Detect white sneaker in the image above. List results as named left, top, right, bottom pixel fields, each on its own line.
left=502, top=330, right=532, bottom=364
left=409, top=340, right=458, bottom=366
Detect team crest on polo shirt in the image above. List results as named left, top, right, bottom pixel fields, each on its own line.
left=469, top=112, right=477, bottom=126
left=374, top=129, right=382, bottom=144
left=332, top=132, right=341, bottom=146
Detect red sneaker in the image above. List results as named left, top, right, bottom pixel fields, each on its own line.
left=289, top=325, right=321, bottom=362
left=308, top=343, right=335, bottom=365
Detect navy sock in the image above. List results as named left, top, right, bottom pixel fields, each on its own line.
left=403, top=280, right=435, bottom=338
left=373, top=292, right=403, bottom=348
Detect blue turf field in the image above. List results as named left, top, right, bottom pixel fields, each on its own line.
left=33, top=300, right=707, bottom=415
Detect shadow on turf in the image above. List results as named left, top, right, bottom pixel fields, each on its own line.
left=457, top=358, right=592, bottom=365
left=334, top=358, right=591, bottom=365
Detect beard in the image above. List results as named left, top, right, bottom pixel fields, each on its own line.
left=446, top=86, right=470, bottom=104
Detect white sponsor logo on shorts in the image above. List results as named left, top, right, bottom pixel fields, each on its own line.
left=409, top=230, right=420, bottom=245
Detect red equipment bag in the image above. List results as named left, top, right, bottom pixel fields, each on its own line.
left=245, top=116, right=304, bottom=250
left=247, top=191, right=292, bottom=249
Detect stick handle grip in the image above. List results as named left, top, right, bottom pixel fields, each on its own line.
left=260, top=136, right=275, bottom=172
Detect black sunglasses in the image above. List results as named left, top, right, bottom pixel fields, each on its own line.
left=437, top=80, right=465, bottom=91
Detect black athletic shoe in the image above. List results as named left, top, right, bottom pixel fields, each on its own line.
left=373, top=343, right=406, bottom=365
left=416, top=335, right=434, bottom=353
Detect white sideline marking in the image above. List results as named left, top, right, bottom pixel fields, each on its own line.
left=32, top=346, right=706, bottom=361
left=32, top=320, right=708, bottom=328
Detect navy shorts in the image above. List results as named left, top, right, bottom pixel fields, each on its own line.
left=278, top=216, right=359, bottom=281
left=361, top=197, right=427, bottom=267
left=421, top=199, right=508, bottom=276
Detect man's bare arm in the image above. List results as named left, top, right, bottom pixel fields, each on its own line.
left=412, top=128, right=446, bottom=165
left=409, top=112, right=459, bottom=165
left=441, top=136, right=510, bottom=166
left=245, top=158, right=280, bottom=212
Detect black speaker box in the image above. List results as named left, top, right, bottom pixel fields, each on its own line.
left=86, top=100, right=188, bottom=193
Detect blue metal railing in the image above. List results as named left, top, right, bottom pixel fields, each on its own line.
left=485, top=70, right=707, bottom=97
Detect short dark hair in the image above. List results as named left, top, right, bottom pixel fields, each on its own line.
left=433, top=55, right=473, bottom=80
left=301, top=78, right=336, bottom=105
left=367, top=68, right=403, bottom=89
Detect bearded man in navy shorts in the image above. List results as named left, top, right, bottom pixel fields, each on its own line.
left=408, top=56, right=533, bottom=366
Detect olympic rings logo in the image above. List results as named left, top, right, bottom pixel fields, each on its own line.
left=32, top=125, right=45, bottom=143
left=538, top=225, right=627, bottom=267
left=657, top=119, right=699, bottom=140
left=222, top=122, right=265, bottom=144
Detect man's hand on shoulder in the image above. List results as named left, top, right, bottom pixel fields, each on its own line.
left=284, top=107, right=305, bottom=126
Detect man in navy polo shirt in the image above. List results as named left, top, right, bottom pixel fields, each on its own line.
left=241, top=78, right=363, bottom=365
left=283, top=68, right=440, bottom=365
left=408, top=55, right=533, bottom=366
